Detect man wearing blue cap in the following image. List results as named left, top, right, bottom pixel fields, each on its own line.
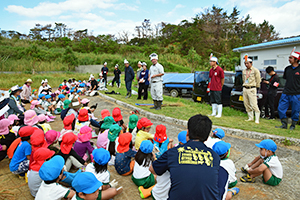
left=240, top=139, right=283, bottom=186
left=35, top=155, right=75, bottom=200
left=209, top=55, right=224, bottom=118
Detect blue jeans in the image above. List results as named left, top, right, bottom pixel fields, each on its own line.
left=125, top=81, right=132, bottom=93
left=278, top=93, right=300, bottom=121
left=90, top=119, right=101, bottom=128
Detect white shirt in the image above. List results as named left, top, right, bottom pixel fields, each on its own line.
left=38, top=86, right=44, bottom=95
left=68, top=94, right=74, bottom=101
left=220, top=159, right=237, bottom=184
left=264, top=155, right=283, bottom=179
left=35, top=181, right=69, bottom=200
left=74, top=120, right=90, bottom=135
left=204, top=137, right=221, bottom=149
left=149, top=62, right=164, bottom=82
left=132, top=160, right=151, bottom=179
left=85, top=163, right=110, bottom=189
left=152, top=171, right=171, bottom=200
left=56, top=100, right=64, bottom=109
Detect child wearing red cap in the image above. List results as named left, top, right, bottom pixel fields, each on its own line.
left=90, top=109, right=110, bottom=129
left=59, top=114, right=75, bottom=142
left=132, top=140, right=156, bottom=198
left=0, top=119, right=16, bottom=161
left=9, top=126, right=34, bottom=177
left=112, top=107, right=127, bottom=132
left=29, top=129, right=48, bottom=170
left=153, top=124, right=173, bottom=158
left=74, top=109, right=91, bottom=135
left=73, top=126, right=94, bottom=161
left=57, top=132, right=87, bottom=171
left=115, top=132, right=137, bottom=176
left=28, top=147, right=55, bottom=197
left=134, top=118, right=154, bottom=150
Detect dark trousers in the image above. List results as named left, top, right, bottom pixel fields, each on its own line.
left=90, top=119, right=101, bottom=128
left=21, top=99, right=30, bottom=104
left=103, top=74, right=107, bottom=87
left=210, top=90, right=222, bottom=104
left=112, top=76, right=120, bottom=87
left=264, top=92, right=276, bottom=118
left=125, top=81, right=132, bottom=93
left=138, top=83, right=149, bottom=100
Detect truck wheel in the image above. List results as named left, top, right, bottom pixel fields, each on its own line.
left=170, top=89, right=179, bottom=98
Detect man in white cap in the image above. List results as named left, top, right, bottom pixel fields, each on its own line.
left=136, top=61, right=143, bottom=82
left=242, top=55, right=261, bottom=124
left=20, top=79, right=33, bottom=104
left=276, top=50, right=300, bottom=130
left=101, top=62, right=109, bottom=88
left=124, top=59, right=135, bottom=98
left=208, top=55, right=224, bottom=118
left=112, top=64, right=121, bottom=88
left=148, top=53, right=164, bottom=110
left=88, top=75, right=98, bottom=96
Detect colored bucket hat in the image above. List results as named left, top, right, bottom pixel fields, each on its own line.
left=101, top=116, right=115, bottom=130
left=108, top=124, right=122, bottom=142
left=78, top=109, right=89, bottom=122
left=63, top=114, right=75, bottom=130
left=213, top=128, right=225, bottom=139
left=117, top=132, right=132, bottom=153
left=81, top=98, right=90, bottom=105
left=0, top=119, right=13, bottom=135
left=24, top=110, right=39, bottom=126
left=177, top=131, right=187, bottom=144
left=18, top=126, right=36, bottom=137
left=61, top=132, right=77, bottom=154
left=58, top=94, right=65, bottom=99
left=7, top=114, right=19, bottom=122
left=38, top=114, right=47, bottom=123
left=137, top=118, right=153, bottom=129
left=78, top=126, right=92, bottom=143
left=45, top=130, right=61, bottom=146
left=255, top=139, right=277, bottom=152
left=31, top=129, right=48, bottom=151
left=92, top=148, right=111, bottom=165
left=140, top=140, right=154, bottom=154
left=128, top=114, right=138, bottom=130
left=101, top=109, right=110, bottom=119
left=72, top=172, right=102, bottom=194
left=154, top=124, right=167, bottom=143
left=38, top=94, right=45, bottom=99
left=212, top=141, right=231, bottom=156
left=31, top=147, right=55, bottom=172
left=69, top=98, right=82, bottom=110
left=39, top=155, right=65, bottom=181
left=63, top=99, right=71, bottom=109
left=112, top=107, right=123, bottom=122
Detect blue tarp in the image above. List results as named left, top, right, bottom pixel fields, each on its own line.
left=164, top=84, right=193, bottom=89
left=163, top=73, right=194, bottom=84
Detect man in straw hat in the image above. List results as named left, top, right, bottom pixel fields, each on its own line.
left=149, top=53, right=164, bottom=110
left=8, top=85, right=24, bottom=116
left=276, top=49, right=300, bottom=130
left=20, top=79, right=33, bottom=104
left=242, top=54, right=261, bottom=124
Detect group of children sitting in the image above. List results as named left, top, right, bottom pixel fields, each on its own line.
left=0, top=80, right=284, bottom=200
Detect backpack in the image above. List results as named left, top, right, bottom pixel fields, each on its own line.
left=61, top=108, right=71, bottom=120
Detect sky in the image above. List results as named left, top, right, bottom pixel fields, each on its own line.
left=0, top=0, right=299, bottom=39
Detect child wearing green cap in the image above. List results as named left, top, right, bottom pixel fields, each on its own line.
left=107, top=124, right=122, bottom=166
left=240, top=139, right=283, bottom=186
left=127, top=114, right=138, bottom=133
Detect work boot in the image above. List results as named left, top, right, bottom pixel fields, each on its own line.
left=245, top=112, right=254, bottom=121
left=150, top=101, right=157, bottom=109
left=209, top=104, right=217, bottom=116
left=156, top=101, right=162, bottom=110
left=215, top=104, right=223, bottom=118
left=290, top=120, right=297, bottom=130
left=255, top=112, right=260, bottom=124
left=275, top=118, right=288, bottom=129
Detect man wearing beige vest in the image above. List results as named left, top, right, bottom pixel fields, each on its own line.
left=242, top=56, right=261, bottom=124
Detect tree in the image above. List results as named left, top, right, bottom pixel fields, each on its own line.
left=62, top=46, right=78, bottom=71
left=187, top=47, right=202, bottom=72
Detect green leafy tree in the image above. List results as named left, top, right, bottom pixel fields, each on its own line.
left=187, top=47, right=202, bottom=72
left=62, top=46, right=78, bottom=71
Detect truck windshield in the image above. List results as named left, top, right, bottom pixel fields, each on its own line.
left=224, top=73, right=235, bottom=84
left=195, top=72, right=209, bottom=83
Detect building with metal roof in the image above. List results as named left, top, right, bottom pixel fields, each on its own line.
left=233, top=36, right=300, bottom=70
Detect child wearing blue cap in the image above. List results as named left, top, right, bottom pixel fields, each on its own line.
left=175, top=130, right=187, bottom=146
left=204, top=128, right=225, bottom=148
left=132, top=140, right=155, bottom=198
left=240, top=139, right=283, bottom=186
left=35, top=155, right=76, bottom=200
left=69, top=89, right=76, bottom=101
left=44, top=95, right=55, bottom=114
left=212, top=141, right=239, bottom=199
left=54, top=94, right=65, bottom=115
left=85, top=148, right=123, bottom=198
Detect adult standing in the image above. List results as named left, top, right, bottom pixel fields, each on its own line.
left=124, top=59, right=135, bottom=98
left=7, top=85, right=24, bottom=116
left=149, top=53, right=164, bottom=110
left=136, top=61, right=143, bottom=82
left=208, top=56, right=224, bottom=118
left=101, top=62, right=109, bottom=88
left=112, top=64, right=121, bottom=88
left=263, top=66, right=279, bottom=120
left=276, top=51, right=300, bottom=130
left=20, top=79, right=33, bottom=104
left=150, top=114, right=221, bottom=200
left=137, top=62, right=149, bottom=100
left=242, top=56, right=261, bottom=124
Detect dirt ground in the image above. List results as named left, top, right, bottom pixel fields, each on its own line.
left=0, top=94, right=300, bottom=200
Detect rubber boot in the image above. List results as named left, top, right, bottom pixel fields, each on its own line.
left=150, top=100, right=157, bottom=109
left=245, top=112, right=254, bottom=121
left=61, top=170, right=81, bottom=186
left=138, top=185, right=155, bottom=199
left=215, top=104, right=223, bottom=118
left=156, top=101, right=162, bottom=110
left=255, top=112, right=260, bottom=124
left=125, top=92, right=129, bottom=98
left=275, top=118, right=288, bottom=129
left=290, top=120, right=297, bottom=130
left=209, top=104, right=217, bottom=116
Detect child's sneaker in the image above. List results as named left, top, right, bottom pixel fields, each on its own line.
left=240, top=174, right=255, bottom=183
left=241, top=167, right=248, bottom=173
left=228, top=187, right=240, bottom=196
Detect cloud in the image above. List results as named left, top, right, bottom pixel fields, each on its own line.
left=167, top=4, right=185, bottom=17
left=154, top=0, right=167, bottom=3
